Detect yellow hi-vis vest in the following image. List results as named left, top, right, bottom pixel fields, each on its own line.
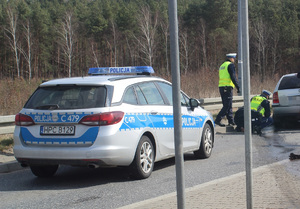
left=219, top=61, right=235, bottom=88
left=251, top=95, right=266, bottom=116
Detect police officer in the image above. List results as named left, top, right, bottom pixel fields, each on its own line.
left=215, top=53, right=240, bottom=127
left=250, top=90, right=273, bottom=130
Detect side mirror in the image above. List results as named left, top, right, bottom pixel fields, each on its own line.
left=189, top=98, right=200, bottom=111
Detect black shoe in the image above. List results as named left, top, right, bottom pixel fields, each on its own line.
left=228, top=121, right=236, bottom=126
left=256, top=129, right=262, bottom=136
left=215, top=121, right=225, bottom=127
left=253, top=126, right=262, bottom=135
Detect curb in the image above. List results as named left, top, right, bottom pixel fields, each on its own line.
left=0, top=161, right=25, bottom=173
left=215, top=124, right=236, bottom=134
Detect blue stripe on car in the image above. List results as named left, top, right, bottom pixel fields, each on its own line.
left=120, top=113, right=206, bottom=131
left=24, top=112, right=93, bottom=123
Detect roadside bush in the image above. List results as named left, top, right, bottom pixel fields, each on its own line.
left=0, top=78, right=42, bottom=115
left=0, top=134, right=13, bottom=152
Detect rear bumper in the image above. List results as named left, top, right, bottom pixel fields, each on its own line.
left=273, top=106, right=300, bottom=116
left=13, top=144, right=135, bottom=167
left=273, top=106, right=300, bottom=122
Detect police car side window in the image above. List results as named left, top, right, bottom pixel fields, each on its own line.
left=138, top=82, right=164, bottom=105
left=157, top=82, right=173, bottom=105
left=181, top=93, right=190, bottom=107
left=123, top=87, right=138, bottom=105
left=136, top=86, right=147, bottom=105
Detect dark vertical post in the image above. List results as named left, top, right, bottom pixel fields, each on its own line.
left=168, top=0, right=185, bottom=208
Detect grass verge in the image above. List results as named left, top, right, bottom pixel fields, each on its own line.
left=0, top=134, right=13, bottom=153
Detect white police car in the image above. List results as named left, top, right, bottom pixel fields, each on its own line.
left=14, top=66, right=215, bottom=179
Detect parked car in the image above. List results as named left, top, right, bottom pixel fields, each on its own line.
left=272, top=73, right=300, bottom=128
left=14, top=66, right=215, bottom=179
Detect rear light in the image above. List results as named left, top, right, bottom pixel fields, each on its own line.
left=273, top=91, right=279, bottom=104
left=15, top=113, right=35, bottom=126
left=79, top=111, right=124, bottom=126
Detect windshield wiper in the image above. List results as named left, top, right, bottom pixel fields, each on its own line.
left=35, top=104, right=59, bottom=110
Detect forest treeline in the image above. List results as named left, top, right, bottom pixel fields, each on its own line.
left=0, top=0, right=299, bottom=81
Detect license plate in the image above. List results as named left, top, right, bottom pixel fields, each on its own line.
left=289, top=96, right=300, bottom=101
left=40, top=126, right=75, bottom=135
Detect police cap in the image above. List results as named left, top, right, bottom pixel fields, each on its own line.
left=226, top=53, right=237, bottom=58
left=262, top=89, right=271, bottom=97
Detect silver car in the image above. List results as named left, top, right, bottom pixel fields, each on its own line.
left=272, top=73, right=300, bottom=128
left=14, top=66, right=215, bottom=179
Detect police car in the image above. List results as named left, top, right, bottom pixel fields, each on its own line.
left=14, top=66, right=215, bottom=179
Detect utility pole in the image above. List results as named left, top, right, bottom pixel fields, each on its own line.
left=238, top=0, right=243, bottom=96
left=240, top=0, right=253, bottom=208
left=168, top=0, right=185, bottom=208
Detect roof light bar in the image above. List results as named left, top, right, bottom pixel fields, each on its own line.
left=88, top=66, right=154, bottom=75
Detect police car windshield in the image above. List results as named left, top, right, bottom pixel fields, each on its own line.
left=24, top=86, right=107, bottom=110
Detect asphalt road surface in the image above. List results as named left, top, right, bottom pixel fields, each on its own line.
left=0, top=129, right=299, bottom=209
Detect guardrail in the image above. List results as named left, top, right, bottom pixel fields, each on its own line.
left=0, top=115, right=15, bottom=135
left=0, top=95, right=269, bottom=135
left=201, top=95, right=246, bottom=112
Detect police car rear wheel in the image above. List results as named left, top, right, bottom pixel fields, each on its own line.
left=130, top=135, right=154, bottom=179
left=194, top=123, right=213, bottom=159
left=30, top=165, right=59, bottom=178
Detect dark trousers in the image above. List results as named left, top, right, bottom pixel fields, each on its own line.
left=260, top=117, right=273, bottom=129
left=216, top=86, right=234, bottom=123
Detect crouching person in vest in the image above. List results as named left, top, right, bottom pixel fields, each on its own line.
left=250, top=90, right=273, bottom=133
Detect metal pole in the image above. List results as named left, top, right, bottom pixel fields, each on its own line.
left=168, top=0, right=185, bottom=208
left=238, top=0, right=243, bottom=96
left=241, top=0, right=253, bottom=208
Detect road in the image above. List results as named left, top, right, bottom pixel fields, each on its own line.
left=0, top=130, right=299, bottom=209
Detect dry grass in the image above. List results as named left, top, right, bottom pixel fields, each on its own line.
left=0, top=72, right=278, bottom=116
left=160, top=70, right=278, bottom=99
left=0, top=78, right=42, bottom=115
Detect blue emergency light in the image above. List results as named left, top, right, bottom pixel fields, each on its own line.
left=88, top=66, right=154, bottom=75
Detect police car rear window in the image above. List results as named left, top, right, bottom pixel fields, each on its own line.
left=24, top=86, right=107, bottom=110
left=278, top=76, right=300, bottom=90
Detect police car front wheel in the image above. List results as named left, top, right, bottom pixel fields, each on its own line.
left=130, top=135, right=155, bottom=179
left=194, top=123, right=213, bottom=159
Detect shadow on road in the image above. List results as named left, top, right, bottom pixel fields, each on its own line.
left=0, top=153, right=204, bottom=192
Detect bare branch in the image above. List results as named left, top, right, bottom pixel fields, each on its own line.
left=19, top=20, right=33, bottom=81
left=57, top=11, right=76, bottom=77
left=91, top=42, right=100, bottom=68
left=5, top=6, right=20, bottom=78
left=133, top=5, right=158, bottom=66
left=160, top=19, right=169, bottom=75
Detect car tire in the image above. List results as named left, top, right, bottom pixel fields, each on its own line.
left=194, top=123, right=213, bottom=159
left=130, top=135, right=155, bottom=179
left=30, top=165, right=59, bottom=177
left=273, top=114, right=281, bottom=129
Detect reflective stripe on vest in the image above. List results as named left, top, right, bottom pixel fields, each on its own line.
left=251, top=95, right=266, bottom=116
left=218, top=61, right=235, bottom=88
